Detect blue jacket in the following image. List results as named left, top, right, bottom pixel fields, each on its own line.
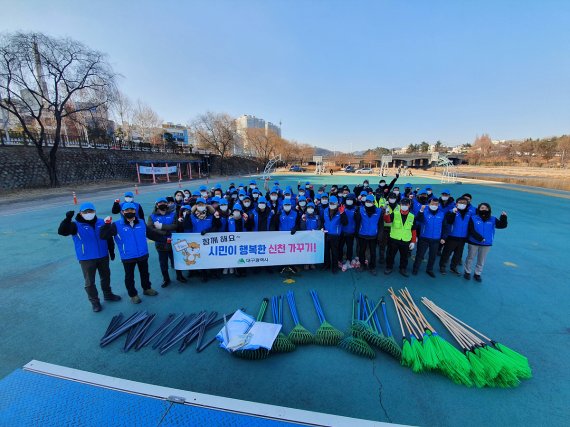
left=358, top=206, right=382, bottom=238
left=114, top=218, right=149, bottom=260
left=251, top=209, right=273, bottom=231
left=301, top=214, right=320, bottom=231
left=468, top=215, right=498, bottom=246
left=120, top=201, right=143, bottom=219
left=446, top=211, right=471, bottom=239
left=323, top=208, right=343, bottom=236
left=150, top=212, right=176, bottom=237
left=72, top=218, right=109, bottom=261
left=417, top=209, right=445, bottom=240
left=342, top=207, right=356, bottom=235
left=228, top=216, right=246, bottom=232
left=190, top=213, right=214, bottom=234
left=278, top=210, right=298, bottom=231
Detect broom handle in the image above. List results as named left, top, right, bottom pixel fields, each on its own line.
left=381, top=300, right=393, bottom=338
left=364, top=299, right=382, bottom=323
left=422, top=297, right=492, bottom=342
left=423, top=300, right=478, bottom=349
left=402, top=288, right=435, bottom=331
left=422, top=300, right=485, bottom=346
left=392, top=293, right=418, bottom=338
left=390, top=291, right=406, bottom=338
left=390, top=292, right=422, bottom=338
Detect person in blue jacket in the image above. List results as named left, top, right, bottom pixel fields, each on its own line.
left=248, top=197, right=273, bottom=232
left=439, top=196, right=470, bottom=275
left=296, top=195, right=308, bottom=215
left=340, top=193, right=357, bottom=266
left=147, top=198, right=187, bottom=288
left=299, top=201, right=321, bottom=271
left=100, top=203, right=164, bottom=304
left=438, top=189, right=455, bottom=214
left=111, top=191, right=144, bottom=219
left=185, top=198, right=220, bottom=281
left=413, top=198, right=446, bottom=278
left=217, top=199, right=230, bottom=232
left=464, top=203, right=508, bottom=282
left=272, top=198, right=299, bottom=233
left=241, top=193, right=255, bottom=216
left=58, top=202, right=121, bottom=312
left=228, top=203, right=248, bottom=277
left=354, top=194, right=383, bottom=275
left=322, top=196, right=348, bottom=274
left=251, top=188, right=261, bottom=205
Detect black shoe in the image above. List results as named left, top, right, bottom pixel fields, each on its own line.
left=103, top=294, right=121, bottom=302
left=474, top=274, right=482, bottom=282
left=161, top=279, right=171, bottom=288
left=427, top=271, right=436, bottom=278
left=92, top=302, right=102, bottom=312
left=176, top=274, right=188, bottom=283
left=384, top=269, right=393, bottom=275
left=439, top=267, right=446, bottom=275
left=412, top=269, right=418, bottom=276
left=399, top=269, right=409, bottom=277
left=450, top=267, right=461, bottom=276
left=464, top=272, right=471, bottom=280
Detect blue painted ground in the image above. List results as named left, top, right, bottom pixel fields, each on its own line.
left=0, top=173, right=569, bottom=426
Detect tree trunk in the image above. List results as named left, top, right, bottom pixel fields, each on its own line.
left=219, top=155, right=224, bottom=175
left=49, top=117, right=62, bottom=187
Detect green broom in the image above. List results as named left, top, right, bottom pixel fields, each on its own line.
left=286, top=290, right=314, bottom=345
left=362, top=296, right=402, bottom=360
left=310, top=290, right=344, bottom=345
left=233, top=298, right=271, bottom=360
left=338, top=296, right=375, bottom=359
left=270, top=295, right=295, bottom=353
left=390, top=291, right=424, bottom=372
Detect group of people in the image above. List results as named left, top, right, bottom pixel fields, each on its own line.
left=58, top=176, right=508, bottom=312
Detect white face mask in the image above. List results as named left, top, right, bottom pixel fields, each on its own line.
left=258, top=203, right=266, bottom=209
left=215, top=192, right=222, bottom=197
left=250, top=185, right=255, bottom=189
left=388, top=198, right=396, bottom=204
left=429, top=205, right=438, bottom=211
left=253, top=193, right=259, bottom=199
left=233, top=212, right=242, bottom=219
left=270, top=195, right=278, bottom=201
left=201, top=192, right=208, bottom=198
left=346, top=200, right=354, bottom=206
left=441, top=196, right=449, bottom=201
left=124, top=197, right=133, bottom=203
left=299, top=191, right=305, bottom=196
left=299, top=201, right=306, bottom=207
left=220, top=205, right=228, bottom=211
left=197, top=206, right=206, bottom=212
left=457, top=203, right=466, bottom=210
left=393, top=191, right=400, bottom=196
left=427, top=191, right=432, bottom=195
left=307, top=208, right=314, bottom=214
left=239, top=195, right=245, bottom=201
left=243, top=201, right=251, bottom=207
left=82, top=212, right=95, bottom=221
left=321, top=200, right=328, bottom=205
left=184, top=192, right=190, bottom=198
left=400, top=205, right=409, bottom=212
left=329, top=204, right=338, bottom=209
left=231, top=194, right=238, bottom=199
left=365, top=202, right=374, bottom=208
left=283, top=205, right=292, bottom=212
left=176, top=196, right=183, bottom=201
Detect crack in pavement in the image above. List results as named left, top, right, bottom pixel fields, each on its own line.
left=372, top=359, right=393, bottom=423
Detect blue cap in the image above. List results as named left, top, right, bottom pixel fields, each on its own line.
left=79, top=202, right=95, bottom=211
left=122, top=202, right=136, bottom=210
left=252, top=188, right=260, bottom=194
left=298, top=195, right=307, bottom=201
left=305, top=181, right=311, bottom=185
left=282, top=199, right=292, bottom=205
left=181, top=204, right=191, bottom=211
left=307, top=202, right=315, bottom=208
left=405, top=183, right=412, bottom=188
left=219, top=198, right=228, bottom=205
left=196, top=198, right=207, bottom=204
left=258, top=196, right=267, bottom=203
left=270, top=187, right=279, bottom=194
left=233, top=203, right=243, bottom=211
left=329, top=196, right=339, bottom=204
left=360, top=191, right=367, bottom=197
left=215, top=183, right=222, bottom=189
left=249, top=180, right=256, bottom=185
left=347, top=193, right=356, bottom=200
left=124, top=191, right=134, bottom=197
left=418, top=189, right=427, bottom=195
left=442, top=189, right=451, bottom=195
left=156, top=197, right=167, bottom=204
left=274, top=181, right=279, bottom=185
left=320, top=193, right=329, bottom=199
left=238, top=183, right=245, bottom=187
left=199, top=185, right=207, bottom=191
left=211, top=196, right=221, bottom=203
left=365, top=194, right=375, bottom=202
left=425, top=186, right=433, bottom=190
left=192, top=190, right=201, bottom=196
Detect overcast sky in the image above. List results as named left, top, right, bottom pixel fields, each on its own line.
left=3, top=0, right=569, bottom=150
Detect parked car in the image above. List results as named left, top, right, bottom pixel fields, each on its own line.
left=289, top=165, right=306, bottom=172
left=344, top=165, right=356, bottom=173
left=355, top=168, right=373, bottom=174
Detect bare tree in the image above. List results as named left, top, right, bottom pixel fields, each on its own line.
left=190, top=112, right=237, bottom=174
left=132, top=100, right=161, bottom=144
left=557, top=135, right=570, bottom=167
left=0, top=32, right=116, bottom=186
left=245, top=127, right=280, bottom=164
left=110, top=90, right=133, bottom=141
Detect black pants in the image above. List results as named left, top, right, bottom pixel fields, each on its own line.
left=386, top=238, right=410, bottom=270
left=378, top=226, right=390, bottom=263
left=413, top=238, right=440, bottom=273
left=358, top=237, right=377, bottom=270
left=157, top=250, right=174, bottom=281
left=324, top=235, right=341, bottom=271
left=79, top=256, right=112, bottom=303
left=122, top=257, right=151, bottom=297
left=440, top=238, right=466, bottom=270
left=339, top=234, right=355, bottom=261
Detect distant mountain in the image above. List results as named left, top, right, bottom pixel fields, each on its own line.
left=314, top=147, right=335, bottom=156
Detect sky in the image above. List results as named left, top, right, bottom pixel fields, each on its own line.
left=2, top=0, right=569, bottom=150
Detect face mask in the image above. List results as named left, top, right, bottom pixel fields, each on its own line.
left=363, top=183, right=369, bottom=187
left=215, top=192, right=222, bottom=197
left=175, top=196, right=183, bottom=202
left=329, top=204, right=338, bottom=209
left=82, top=212, right=95, bottom=221
left=419, top=197, right=427, bottom=204
left=258, top=203, right=266, bottom=210
left=305, top=185, right=310, bottom=189
left=233, top=212, right=242, bottom=219
left=200, top=192, right=208, bottom=198
left=250, top=185, right=255, bottom=189
left=270, top=195, right=278, bottom=201
left=197, top=206, right=206, bottom=212
left=429, top=205, right=438, bottom=211
left=124, top=197, right=133, bottom=203
left=220, top=205, right=228, bottom=212
left=479, top=210, right=490, bottom=218
left=400, top=205, right=409, bottom=212
left=441, top=196, right=449, bottom=201
left=427, top=191, right=432, bottom=195
left=184, top=192, right=190, bottom=197
left=379, top=183, right=386, bottom=187
left=393, top=191, right=400, bottom=195
left=321, top=200, right=328, bottom=205
left=124, top=212, right=136, bottom=219
left=239, top=195, right=245, bottom=201
left=243, top=201, right=251, bottom=207
left=231, top=194, right=238, bottom=199
left=388, top=198, right=396, bottom=204
left=157, top=204, right=167, bottom=211
left=299, top=191, right=305, bottom=196
left=346, top=200, right=354, bottom=206
left=299, top=201, right=306, bottom=207
left=307, top=208, right=314, bottom=214
left=238, top=187, right=244, bottom=191
left=457, top=203, right=466, bottom=210
left=365, top=202, right=374, bottom=208
left=253, top=193, right=259, bottom=199
left=283, top=205, right=292, bottom=212
left=284, top=195, right=291, bottom=200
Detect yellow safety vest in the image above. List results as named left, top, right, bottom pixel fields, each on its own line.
left=390, top=209, right=414, bottom=241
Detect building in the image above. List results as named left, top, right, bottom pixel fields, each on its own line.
left=235, top=114, right=282, bottom=154
left=162, top=122, right=191, bottom=145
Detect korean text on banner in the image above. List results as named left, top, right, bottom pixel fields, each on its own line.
left=138, top=166, right=178, bottom=175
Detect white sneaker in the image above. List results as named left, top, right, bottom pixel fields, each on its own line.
left=223, top=268, right=228, bottom=275
left=229, top=268, right=235, bottom=274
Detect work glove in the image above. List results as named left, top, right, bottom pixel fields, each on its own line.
left=104, top=216, right=112, bottom=224
left=154, top=221, right=163, bottom=230
left=338, top=205, right=345, bottom=214
left=65, top=210, right=75, bottom=219
left=109, top=252, right=115, bottom=261
left=409, top=242, right=415, bottom=250
left=440, top=239, right=446, bottom=245
left=214, top=211, right=220, bottom=218
left=114, top=199, right=120, bottom=203
left=178, top=217, right=184, bottom=223
left=201, top=230, right=208, bottom=236
left=166, top=238, right=172, bottom=244
left=290, top=229, right=296, bottom=235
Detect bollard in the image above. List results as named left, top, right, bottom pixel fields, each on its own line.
left=135, top=184, right=139, bottom=195
left=73, top=191, right=78, bottom=205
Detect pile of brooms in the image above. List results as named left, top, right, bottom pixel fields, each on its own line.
left=388, top=287, right=532, bottom=388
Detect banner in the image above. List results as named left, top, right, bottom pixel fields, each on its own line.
left=171, top=231, right=325, bottom=270
left=139, top=165, right=177, bottom=175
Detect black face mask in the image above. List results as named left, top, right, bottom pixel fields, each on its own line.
left=405, top=188, right=411, bottom=194
left=157, top=205, right=167, bottom=211
left=124, top=212, right=136, bottom=219
left=479, top=211, right=491, bottom=219
left=418, top=196, right=427, bottom=204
